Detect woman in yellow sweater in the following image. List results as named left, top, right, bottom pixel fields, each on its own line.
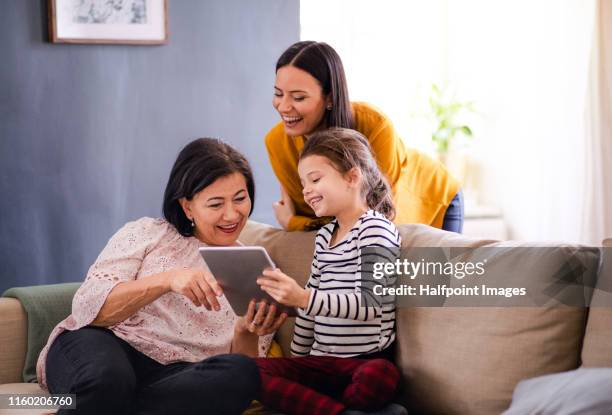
left=266, top=41, right=463, bottom=233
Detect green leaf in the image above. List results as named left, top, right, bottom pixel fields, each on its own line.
left=427, top=83, right=477, bottom=148
left=460, top=126, right=473, bottom=136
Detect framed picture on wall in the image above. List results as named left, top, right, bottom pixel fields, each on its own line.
left=48, top=0, right=168, bottom=44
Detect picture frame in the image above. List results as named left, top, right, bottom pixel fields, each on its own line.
left=48, top=0, right=168, bottom=45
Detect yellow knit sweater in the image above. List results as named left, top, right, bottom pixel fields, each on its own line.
left=265, top=101, right=460, bottom=231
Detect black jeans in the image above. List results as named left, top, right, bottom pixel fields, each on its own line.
left=46, top=326, right=261, bottom=415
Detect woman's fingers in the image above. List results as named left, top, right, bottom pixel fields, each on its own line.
left=280, top=186, right=291, bottom=204
left=246, top=300, right=268, bottom=334
left=195, top=278, right=220, bottom=311
left=241, top=297, right=289, bottom=335
left=183, top=287, right=201, bottom=308
left=273, top=200, right=286, bottom=213
left=170, top=268, right=222, bottom=311
left=273, top=188, right=294, bottom=230
left=241, top=300, right=257, bottom=333
left=245, top=299, right=256, bottom=321
left=190, top=282, right=211, bottom=310
left=282, top=188, right=295, bottom=213
left=260, top=312, right=288, bottom=336
left=202, top=270, right=223, bottom=297
left=273, top=202, right=291, bottom=230
left=253, top=300, right=267, bottom=323
left=261, top=303, right=277, bottom=328
left=246, top=304, right=288, bottom=336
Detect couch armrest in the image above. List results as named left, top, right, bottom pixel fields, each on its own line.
left=0, top=298, right=27, bottom=384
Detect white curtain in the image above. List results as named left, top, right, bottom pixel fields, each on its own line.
left=581, top=0, right=612, bottom=245
left=301, top=0, right=604, bottom=243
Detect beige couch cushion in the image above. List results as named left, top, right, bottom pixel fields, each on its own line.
left=582, top=306, right=612, bottom=367
left=397, top=227, right=589, bottom=414
left=581, top=240, right=612, bottom=367
left=397, top=306, right=586, bottom=414
left=0, top=298, right=28, bottom=385
left=241, top=221, right=592, bottom=415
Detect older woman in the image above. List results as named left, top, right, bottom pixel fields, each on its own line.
left=37, top=138, right=287, bottom=415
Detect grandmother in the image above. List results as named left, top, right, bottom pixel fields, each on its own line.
left=37, top=138, right=287, bottom=415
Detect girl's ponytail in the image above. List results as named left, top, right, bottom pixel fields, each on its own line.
left=366, top=174, right=395, bottom=220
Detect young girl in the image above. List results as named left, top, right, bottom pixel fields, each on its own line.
left=256, top=128, right=404, bottom=415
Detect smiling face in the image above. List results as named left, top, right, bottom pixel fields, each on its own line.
left=273, top=65, right=331, bottom=137
left=298, top=154, right=361, bottom=218
left=179, top=172, right=251, bottom=246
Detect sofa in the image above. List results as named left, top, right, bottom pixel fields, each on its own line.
left=1, top=221, right=611, bottom=415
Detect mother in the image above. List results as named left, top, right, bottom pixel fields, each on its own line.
left=267, top=41, right=464, bottom=232
left=37, top=138, right=286, bottom=415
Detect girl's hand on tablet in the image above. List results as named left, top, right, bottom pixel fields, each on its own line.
left=257, top=269, right=310, bottom=309
left=169, top=267, right=223, bottom=311
left=236, top=299, right=287, bottom=336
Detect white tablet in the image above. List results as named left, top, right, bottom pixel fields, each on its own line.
left=199, top=246, right=298, bottom=317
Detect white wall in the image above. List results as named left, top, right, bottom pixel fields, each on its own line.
left=301, top=0, right=597, bottom=242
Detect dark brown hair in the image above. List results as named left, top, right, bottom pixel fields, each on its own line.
left=299, top=128, right=395, bottom=220
left=276, top=41, right=354, bottom=130
left=162, top=138, right=255, bottom=236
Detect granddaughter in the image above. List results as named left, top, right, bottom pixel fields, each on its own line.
left=256, top=128, right=405, bottom=415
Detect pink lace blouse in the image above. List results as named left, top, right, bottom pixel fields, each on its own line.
left=36, top=217, right=273, bottom=389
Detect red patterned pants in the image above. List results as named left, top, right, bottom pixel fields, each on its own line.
left=255, top=355, right=400, bottom=415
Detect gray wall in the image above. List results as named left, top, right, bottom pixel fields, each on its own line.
left=0, top=0, right=300, bottom=292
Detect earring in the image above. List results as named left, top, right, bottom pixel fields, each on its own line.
left=189, top=217, right=195, bottom=227
left=326, top=104, right=332, bottom=110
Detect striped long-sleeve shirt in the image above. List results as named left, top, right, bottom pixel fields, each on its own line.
left=290, top=210, right=401, bottom=357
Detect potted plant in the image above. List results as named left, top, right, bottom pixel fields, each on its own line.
left=429, top=83, right=475, bottom=163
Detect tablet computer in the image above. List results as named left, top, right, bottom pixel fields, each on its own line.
left=199, top=246, right=298, bottom=317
